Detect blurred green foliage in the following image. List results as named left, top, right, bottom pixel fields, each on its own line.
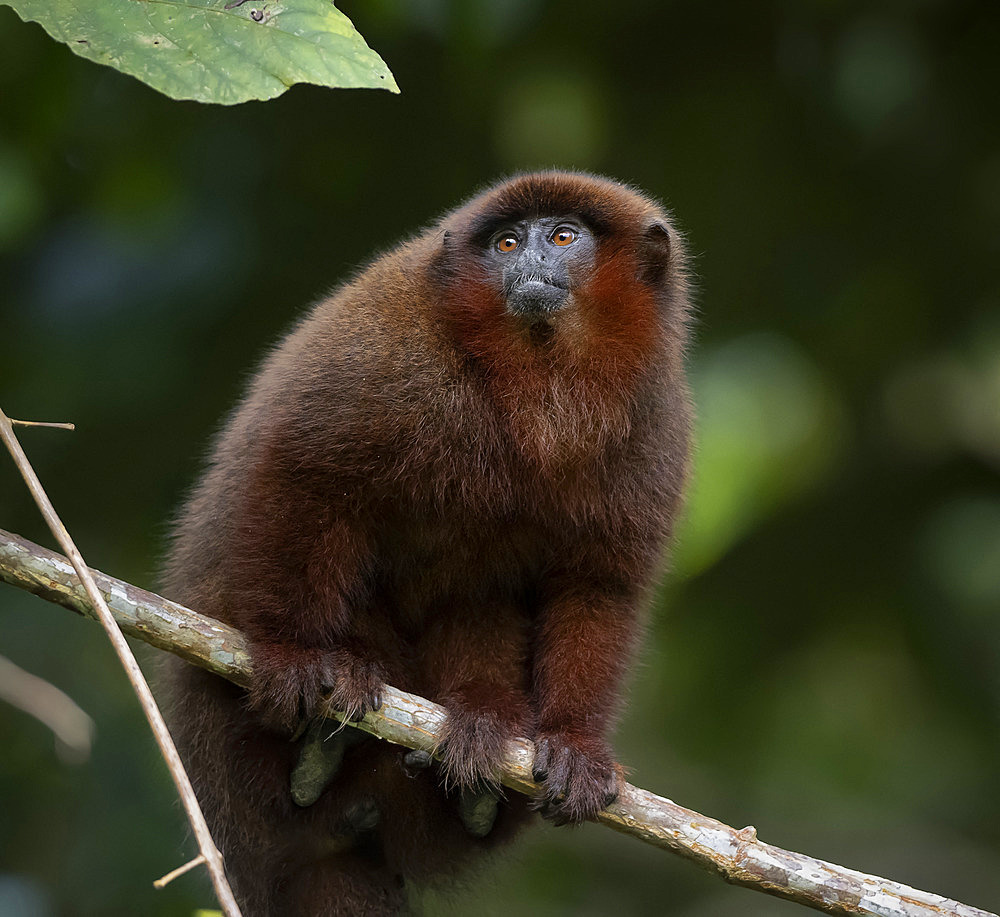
left=1, top=2, right=998, bottom=915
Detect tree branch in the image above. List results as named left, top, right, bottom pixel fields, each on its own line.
left=0, top=526, right=994, bottom=917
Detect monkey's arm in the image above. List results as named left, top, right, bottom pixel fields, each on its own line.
left=222, top=455, right=386, bottom=731
left=531, top=566, right=644, bottom=825
left=418, top=602, right=533, bottom=789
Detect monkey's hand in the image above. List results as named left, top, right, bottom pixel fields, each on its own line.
left=248, top=643, right=385, bottom=732
left=531, top=731, right=621, bottom=826
left=436, top=691, right=523, bottom=790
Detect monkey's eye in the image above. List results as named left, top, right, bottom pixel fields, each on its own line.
left=496, top=235, right=519, bottom=253
left=551, top=227, right=577, bottom=246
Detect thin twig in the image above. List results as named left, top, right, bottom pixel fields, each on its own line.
left=0, top=411, right=242, bottom=917
left=155, top=855, right=207, bottom=889
left=0, top=527, right=993, bottom=917
left=9, top=419, right=76, bottom=431
left=0, top=652, right=94, bottom=761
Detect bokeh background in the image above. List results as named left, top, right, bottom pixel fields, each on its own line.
left=1, top=2, right=998, bottom=914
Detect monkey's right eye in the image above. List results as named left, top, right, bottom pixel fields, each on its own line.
left=496, top=235, right=519, bottom=253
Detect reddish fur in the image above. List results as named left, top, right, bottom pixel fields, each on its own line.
left=158, top=172, right=693, bottom=915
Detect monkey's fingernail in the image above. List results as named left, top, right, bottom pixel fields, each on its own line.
left=538, top=800, right=561, bottom=822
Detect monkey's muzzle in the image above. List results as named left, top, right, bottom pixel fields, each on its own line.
left=503, top=272, right=569, bottom=318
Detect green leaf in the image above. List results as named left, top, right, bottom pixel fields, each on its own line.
left=1, top=0, right=398, bottom=104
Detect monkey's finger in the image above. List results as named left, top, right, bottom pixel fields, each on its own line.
left=539, top=743, right=575, bottom=796
left=531, top=736, right=552, bottom=783
left=532, top=794, right=571, bottom=826
left=348, top=689, right=383, bottom=721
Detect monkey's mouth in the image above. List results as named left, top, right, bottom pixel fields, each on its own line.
left=504, top=275, right=569, bottom=318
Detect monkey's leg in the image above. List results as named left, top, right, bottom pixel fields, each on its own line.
left=163, top=661, right=411, bottom=915
left=160, top=662, right=311, bottom=914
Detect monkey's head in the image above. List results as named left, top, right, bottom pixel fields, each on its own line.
left=435, top=171, right=689, bottom=375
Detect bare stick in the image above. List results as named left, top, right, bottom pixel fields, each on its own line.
left=155, top=855, right=207, bottom=889
left=0, top=652, right=94, bottom=761
left=0, top=412, right=242, bottom=917
left=0, top=527, right=993, bottom=917
left=8, top=419, right=76, bottom=431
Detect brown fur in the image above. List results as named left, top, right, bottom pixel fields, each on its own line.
left=158, top=172, right=693, bottom=915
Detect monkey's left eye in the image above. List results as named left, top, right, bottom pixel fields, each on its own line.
left=496, top=235, right=519, bottom=253
left=551, top=228, right=577, bottom=246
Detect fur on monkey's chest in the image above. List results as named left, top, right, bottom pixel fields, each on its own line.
left=357, top=397, right=638, bottom=628
left=373, top=510, right=550, bottom=626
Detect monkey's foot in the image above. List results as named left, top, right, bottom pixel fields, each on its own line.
left=248, top=643, right=385, bottom=732
left=343, top=795, right=380, bottom=834
left=531, top=732, right=620, bottom=826
left=397, top=749, right=500, bottom=837
left=437, top=701, right=516, bottom=790
left=457, top=785, right=500, bottom=838
left=291, top=720, right=366, bottom=807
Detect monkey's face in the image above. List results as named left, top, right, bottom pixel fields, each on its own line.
left=484, top=216, right=596, bottom=320
left=439, top=173, right=683, bottom=379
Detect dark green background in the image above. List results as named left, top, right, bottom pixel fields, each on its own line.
left=1, top=2, right=998, bottom=915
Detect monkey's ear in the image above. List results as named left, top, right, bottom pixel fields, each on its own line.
left=430, top=228, right=457, bottom=278
left=645, top=221, right=671, bottom=253
left=639, top=221, right=672, bottom=286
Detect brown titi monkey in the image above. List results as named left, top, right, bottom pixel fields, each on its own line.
left=159, top=171, right=692, bottom=915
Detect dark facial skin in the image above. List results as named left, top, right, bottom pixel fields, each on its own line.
left=485, top=216, right=596, bottom=318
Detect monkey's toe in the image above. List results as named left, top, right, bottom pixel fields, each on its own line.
left=401, top=749, right=434, bottom=777
left=457, top=785, right=500, bottom=838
